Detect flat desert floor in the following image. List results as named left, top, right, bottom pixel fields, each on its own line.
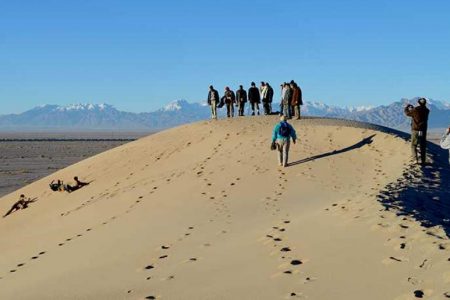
left=0, top=132, right=150, bottom=197
left=0, top=117, right=449, bottom=300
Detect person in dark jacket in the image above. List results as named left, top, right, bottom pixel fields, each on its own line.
left=221, top=87, right=236, bottom=118
left=404, top=98, right=430, bottom=165
left=248, top=82, right=261, bottom=116
left=266, top=83, right=274, bottom=114
left=207, top=85, right=220, bottom=119
left=236, top=85, right=247, bottom=116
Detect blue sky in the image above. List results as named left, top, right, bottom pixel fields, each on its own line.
left=1, top=0, right=449, bottom=114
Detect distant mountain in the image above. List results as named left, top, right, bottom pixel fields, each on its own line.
left=0, top=98, right=449, bottom=131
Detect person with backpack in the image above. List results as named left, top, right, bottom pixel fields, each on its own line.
left=248, top=82, right=261, bottom=116
left=290, top=82, right=303, bottom=120
left=271, top=115, right=297, bottom=167
left=440, top=126, right=450, bottom=164
left=207, top=85, right=220, bottom=119
left=221, top=87, right=236, bottom=118
left=236, top=85, right=247, bottom=116
left=404, top=98, right=430, bottom=165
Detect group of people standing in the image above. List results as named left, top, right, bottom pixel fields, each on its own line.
left=207, top=80, right=303, bottom=119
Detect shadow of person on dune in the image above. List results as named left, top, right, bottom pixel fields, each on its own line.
left=289, top=134, right=376, bottom=167
left=378, top=141, right=450, bottom=238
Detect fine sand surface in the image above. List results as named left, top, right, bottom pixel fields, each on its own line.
left=0, top=132, right=151, bottom=197
left=0, top=117, right=449, bottom=300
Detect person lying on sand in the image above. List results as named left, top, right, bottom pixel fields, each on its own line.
left=440, top=127, right=450, bottom=164
left=3, top=194, right=38, bottom=218
left=49, top=177, right=91, bottom=193
left=65, top=176, right=91, bottom=193
left=49, top=180, right=64, bottom=191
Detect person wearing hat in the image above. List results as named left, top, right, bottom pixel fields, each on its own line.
left=221, top=86, right=236, bottom=118
left=207, top=85, right=220, bottom=119
left=248, top=82, right=261, bottom=116
left=440, top=126, right=450, bottom=164
left=236, top=85, right=247, bottom=116
left=290, top=82, right=303, bottom=120
left=404, top=98, right=430, bottom=165
left=271, top=115, right=297, bottom=167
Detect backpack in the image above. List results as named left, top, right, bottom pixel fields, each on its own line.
left=279, top=122, right=291, bottom=137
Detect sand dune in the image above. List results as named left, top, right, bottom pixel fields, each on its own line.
left=0, top=117, right=449, bottom=300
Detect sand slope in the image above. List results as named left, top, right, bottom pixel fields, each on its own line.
left=1, top=117, right=449, bottom=300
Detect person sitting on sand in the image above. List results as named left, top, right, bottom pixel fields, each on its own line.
left=49, top=179, right=64, bottom=191
left=65, top=176, right=91, bottom=193
left=3, top=194, right=37, bottom=218
left=74, top=176, right=90, bottom=188
left=440, top=126, right=450, bottom=164
left=271, top=115, right=297, bottom=167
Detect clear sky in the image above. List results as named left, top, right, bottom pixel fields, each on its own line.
left=1, top=0, right=449, bottom=114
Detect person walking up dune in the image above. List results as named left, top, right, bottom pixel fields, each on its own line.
left=207, top=85, right=219, bottom=119
left=404, top=98, right=430, bottom=165
left=248, top=82, right=261, bottom=116
left=440, top=126, right=450, bottom=164
left=222, top=87, right=236, bottom=118
left=236, top=85, right=247, bottom=116
left=272, top=115, right=297, bottom=167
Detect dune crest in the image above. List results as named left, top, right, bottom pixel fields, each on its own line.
left=1, top=117, right=449, bottom=300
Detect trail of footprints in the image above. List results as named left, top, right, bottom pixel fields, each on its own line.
left=0, top=170, right=187, bottom=281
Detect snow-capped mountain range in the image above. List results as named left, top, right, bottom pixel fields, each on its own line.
left=0, top=98, right=449, bottom=131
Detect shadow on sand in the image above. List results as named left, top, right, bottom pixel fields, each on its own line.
left=378, top=141, right=450, bottom=238
left=289, top=134, right=376, bottom=166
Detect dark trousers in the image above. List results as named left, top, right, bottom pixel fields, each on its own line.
left=250, top=102, right=260, bottom=115
left=411, top=130, right=427, bottom=163
left=263, top=101, right=270, bottom=115
left=226, top=102, right=234, bottom=117
left=238, top=102, right=245, bottom=116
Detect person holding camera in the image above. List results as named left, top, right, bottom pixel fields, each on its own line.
left=404, top=98, right=430, bottom=165
left=440, top=127, right=450, bottom=164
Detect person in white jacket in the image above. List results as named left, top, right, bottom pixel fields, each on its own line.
left=440, top=127, right=450, bottom=164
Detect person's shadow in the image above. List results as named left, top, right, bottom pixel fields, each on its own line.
left=289, top=134, right=376, bottom=166
left=377, top=141, right=450, bottom=238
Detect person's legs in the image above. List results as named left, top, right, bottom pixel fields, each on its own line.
left=294, top=105, right=300, bottom=119
left=211, top=101, right=217, bottom=119
left=269, top=102, right=272, bottom=114
left=283, top=102, right=290, bottom=118
left=283, top=140, right=291, bottom=167
left=231, top=103, right=234, bottom=117
left=419, top=133, right=427, bottom=164
left=256, top=103, right=260, bottom=115
left=251, top=102, right=255, bottom=115
left=276, top=139, right=284, bottom=166
left=411, top=131, right=419, bottom=162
